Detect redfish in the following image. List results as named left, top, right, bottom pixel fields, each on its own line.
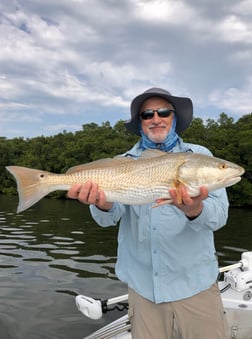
left=6, top=150, right=244, bottom=213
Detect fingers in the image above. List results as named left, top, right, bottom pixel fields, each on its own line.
left=198, top=186, right=208, bottom=200
left=67, top=181, right=100, bottom=205
left=169, top=186, right=208, bottom=219
left=169, top=186, right=208, bottom=205
left=67, top=181, right=113, bottom=211
left=80, top=181, right=99, bottom=204
left=67, top=183, right=82, bottom=199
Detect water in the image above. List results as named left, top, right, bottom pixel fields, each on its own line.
left=0, top=195, right=251, bottom=339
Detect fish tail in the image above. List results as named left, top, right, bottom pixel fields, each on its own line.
left=6, top=166, right=54, bottom=213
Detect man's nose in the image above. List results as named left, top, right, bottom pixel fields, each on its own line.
left=152, top=111, right=162, bottom=122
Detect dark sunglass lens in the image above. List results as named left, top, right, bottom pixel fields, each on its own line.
left=140, top=108, right=173, bottom=120
left=141, top=110, right=154, bottom=120
left=158, top=108, right=171, bottom=117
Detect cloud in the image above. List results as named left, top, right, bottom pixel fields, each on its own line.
left=216, top=15, right=252, bottom=43
left=0, top=0, right=251, bottom=138
left=134, top=0, right=195, bottom=24
left=208, top=76, right=252, bottom=116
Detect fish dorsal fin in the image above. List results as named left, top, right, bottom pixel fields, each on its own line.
left=66, top=156, right=133, bottom=174
left=66, top=150, right=166, bottom=174
left=139, top=149, right=167, bottom=160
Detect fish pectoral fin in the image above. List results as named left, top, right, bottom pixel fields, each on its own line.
left=171, top=160, right=189, bottom=204
left=171, top=179, right=187, bottom=204
left=152, top=199, right=173, bottom=208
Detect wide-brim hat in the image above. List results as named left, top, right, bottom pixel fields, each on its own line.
left=125, top=87, right=193, bottom=136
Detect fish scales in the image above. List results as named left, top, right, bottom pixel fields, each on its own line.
left=65, top=161, right=172, bottom=204
left=6, top=150, right=244, bottom=213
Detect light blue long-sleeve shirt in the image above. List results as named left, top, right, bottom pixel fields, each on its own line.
left=90, top=138, right=229, bottom=303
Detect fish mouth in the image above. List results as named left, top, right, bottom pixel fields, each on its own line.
left=238, top=167, right=245, bottom=176
left=225, top=176, right=242, bottom=187
left=223, top=168, right=245, bottom=187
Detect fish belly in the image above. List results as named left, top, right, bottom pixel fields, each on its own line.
left=104, top=185, right=171, bottom=205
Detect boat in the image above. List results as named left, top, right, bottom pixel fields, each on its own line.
left=76, top=252, right=252, bottom=339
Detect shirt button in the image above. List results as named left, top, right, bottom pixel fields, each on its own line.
left=153, top=227, right=156, bottom=230
left=153, top=250, right=157, bottom=254
left=154, top=272, right=158, bottom=276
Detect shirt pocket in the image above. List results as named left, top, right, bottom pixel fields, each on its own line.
left=129, top=205, right=151, bottom=243
left=157, top=205, right=187, bottom=236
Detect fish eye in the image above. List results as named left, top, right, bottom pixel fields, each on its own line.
left=40, top=174, right=45, bottom=178
left=219, top=163, right=227, bottom=169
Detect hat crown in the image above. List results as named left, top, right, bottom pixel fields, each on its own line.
left=144, top=87, right=172, bottom=96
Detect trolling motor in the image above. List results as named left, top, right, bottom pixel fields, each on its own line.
left=224, top=252, right=252, bottom=292
left=75, top=294, right=128, bottom=320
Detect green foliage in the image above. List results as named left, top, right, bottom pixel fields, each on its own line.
left=182, top=112, right=252, bottom=206
left=1, top=114, right=251, bottom=206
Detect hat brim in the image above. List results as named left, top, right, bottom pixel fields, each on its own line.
left=125, top=91, right=193, bottom=136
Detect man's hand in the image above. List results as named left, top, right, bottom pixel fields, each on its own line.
left=67, top=181, right=113, bottom=211
left=169, top=186, right=208, bottom=219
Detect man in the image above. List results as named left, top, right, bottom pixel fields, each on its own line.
left=68, top=88, right=229, bottom=339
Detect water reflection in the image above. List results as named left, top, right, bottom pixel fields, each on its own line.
left=0, top=194, right=252, bottom=338
left=0, top=198, right=118, bottom=280
left=215, top=207, right=252, bottom=265
left=0, top=195, right=125, bottom=339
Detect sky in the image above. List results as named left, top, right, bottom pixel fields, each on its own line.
left=1, top=0, right=252, bottom=139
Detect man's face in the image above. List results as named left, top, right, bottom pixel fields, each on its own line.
left=140, top=97, right=174, bottom=143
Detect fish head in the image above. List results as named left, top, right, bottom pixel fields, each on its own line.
left=179, top=154, right=245, bottom=193
left=209, top=158, right=244, bottom=190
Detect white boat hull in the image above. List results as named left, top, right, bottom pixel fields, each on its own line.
left=81, top=252, right=252, bottom=339
left=84, top=281, right=252, bottom=339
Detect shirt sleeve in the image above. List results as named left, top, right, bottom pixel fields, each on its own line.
left=89, top=203, right=125, bottom=227
left=187, top=187, right=229, bottom=232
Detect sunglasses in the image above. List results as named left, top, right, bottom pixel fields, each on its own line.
left=140, top=108, right=175, bottom=120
